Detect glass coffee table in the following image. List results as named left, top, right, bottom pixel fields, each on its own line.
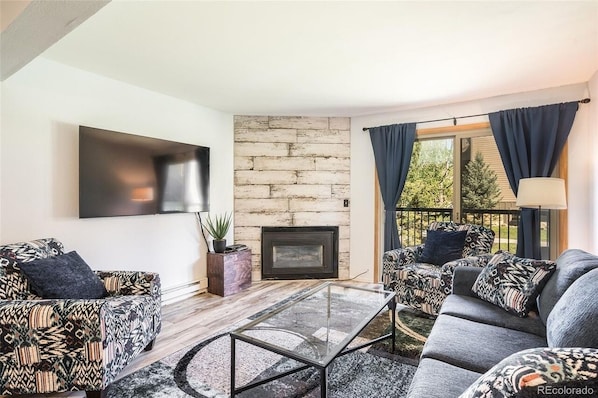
left=230, top=282, right=396, bottom=397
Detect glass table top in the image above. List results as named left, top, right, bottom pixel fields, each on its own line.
left=230, top=282, right=395, bottom=367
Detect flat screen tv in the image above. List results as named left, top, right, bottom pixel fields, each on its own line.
left=79, top=126, right=209, bottom=218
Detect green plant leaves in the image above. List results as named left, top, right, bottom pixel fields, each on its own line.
left=202, top=212, right=232, bottom=240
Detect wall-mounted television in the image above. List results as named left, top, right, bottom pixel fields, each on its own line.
left=79, top=126, right=209, bottom=218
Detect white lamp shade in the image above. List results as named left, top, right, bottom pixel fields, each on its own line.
left=516, top=177, right=567, bottom=209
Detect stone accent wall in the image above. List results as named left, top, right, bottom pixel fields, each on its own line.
left=233, top=116, right=351, bottom=280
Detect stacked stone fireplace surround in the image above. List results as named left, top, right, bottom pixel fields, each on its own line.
left=233, top=116, right=351, bottom=281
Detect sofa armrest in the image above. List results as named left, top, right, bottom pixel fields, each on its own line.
left=0, top=299, right=108, bottom=393
left=96, top=271, right=161, bottom=299
left=451, top=266, right=484, bottom=297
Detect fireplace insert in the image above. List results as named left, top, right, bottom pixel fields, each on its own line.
left=261, top=226, right=339, bottom=279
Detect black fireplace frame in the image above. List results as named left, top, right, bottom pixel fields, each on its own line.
left=261, top=226, right=339, bottom=280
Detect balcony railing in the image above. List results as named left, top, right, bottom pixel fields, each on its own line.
left=396, top=207, right=536, bottom=254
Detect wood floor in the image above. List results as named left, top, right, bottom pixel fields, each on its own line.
left=125, top=279, right=322, bottom=377
left=8, top=279, right=327, bottom=398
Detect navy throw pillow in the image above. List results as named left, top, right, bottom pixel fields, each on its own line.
left=420, top=229, right=467, bottom=266
left=18, top=251, right=108, bottom=299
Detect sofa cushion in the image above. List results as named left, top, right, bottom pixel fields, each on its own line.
left=547, top=268, right=598, bottom=348
left=538, top=249, right=598, bottom=325
left=471, top=252, right=556, bottom=317
left=421, top=314, right=547, bottom=374
left=420, top=229, right=467, bottom=266
left=18, top=251, right=108, bottom=299
left=407, top=358, right=482, bottom=398
left=440, top=295, right=546, bottom=337
left=459, top=347, right=598, bottom=398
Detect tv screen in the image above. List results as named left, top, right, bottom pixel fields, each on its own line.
left=79, top=126, right=209, bottom=218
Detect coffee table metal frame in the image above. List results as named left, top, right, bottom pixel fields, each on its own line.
left=229, top=282, right=396, bottom=397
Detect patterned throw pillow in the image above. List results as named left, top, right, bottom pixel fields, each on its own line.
left=459, top=347, right=598, bottom=398
left=471, top=252, right=556, bottom=317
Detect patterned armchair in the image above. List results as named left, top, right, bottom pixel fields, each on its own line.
left=382, top=221, right=495, bottom=316
left=0, top=238, right=161, bottom=398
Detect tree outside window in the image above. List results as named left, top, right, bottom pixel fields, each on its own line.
left=396, top=134, right=517, bottom=252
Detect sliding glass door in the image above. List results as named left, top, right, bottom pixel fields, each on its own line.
left=398, top=137, right=454, bottom=245
left=396, top=128, right=554, bottom=255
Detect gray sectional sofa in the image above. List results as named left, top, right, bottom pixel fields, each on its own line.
left=407, top=249, right=598, bottom=398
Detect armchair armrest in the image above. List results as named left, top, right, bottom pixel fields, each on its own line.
left=439, top=253, right=493, bottom=295
left=451, top=266, right=484, bottom=297
left=441, top=253, right=493, bottom=273
left=95, top=271, right=161, bottom=299
left=382, top=245, right=425, bottom=274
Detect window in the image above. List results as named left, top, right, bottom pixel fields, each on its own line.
left=395, top=125, right=559, bottom=257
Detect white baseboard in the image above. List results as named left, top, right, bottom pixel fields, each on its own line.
left=161, top=277, right=208, bottom=305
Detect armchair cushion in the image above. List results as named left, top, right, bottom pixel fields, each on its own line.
left=18, top=251, right=107, bottom=299
left=420, top=230, right=468, bottom=266
left=459, top=347, right=598, bottom=398
left=472, top=252, right=556, bottom=317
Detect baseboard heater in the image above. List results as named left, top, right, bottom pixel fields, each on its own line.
left=161, top=278, right=208, bottom=304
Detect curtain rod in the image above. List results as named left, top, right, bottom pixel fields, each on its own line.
left=361, top=97, right=591, bottom=131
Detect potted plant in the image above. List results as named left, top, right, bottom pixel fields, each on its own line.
left=202, top=212, right=232, bottom=253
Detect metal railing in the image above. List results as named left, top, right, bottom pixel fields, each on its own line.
left=397, top=207, right=523, bottom=253
left=397, top=207, right=452, bottom=247
left=461, top=209, right=520, bottom=253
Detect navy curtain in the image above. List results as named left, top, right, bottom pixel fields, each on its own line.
left=369, top=123, right=417, bottom=251
left=489, top=102, right=578, bottom=258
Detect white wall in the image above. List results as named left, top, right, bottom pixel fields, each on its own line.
left=350, top=83, right=594, bottom=282
left=0, top=58, right=234, bottom=292
left=589, top=71, right=598, bottom=253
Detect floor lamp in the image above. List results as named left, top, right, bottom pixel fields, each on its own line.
left=516, top=177, right=567, bottom=259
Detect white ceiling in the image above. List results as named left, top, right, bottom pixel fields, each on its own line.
left=0, top=0, right=109, bottom=82
left=6, top=1, right=598, bottom=116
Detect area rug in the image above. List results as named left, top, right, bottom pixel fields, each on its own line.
left=108, top=300, right=435, bottom=398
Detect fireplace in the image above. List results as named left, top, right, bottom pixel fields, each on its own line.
left=261, top=226, right=339, bottom=279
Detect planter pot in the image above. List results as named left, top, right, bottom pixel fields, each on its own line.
left=213, top=239, right=227, bottom=253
